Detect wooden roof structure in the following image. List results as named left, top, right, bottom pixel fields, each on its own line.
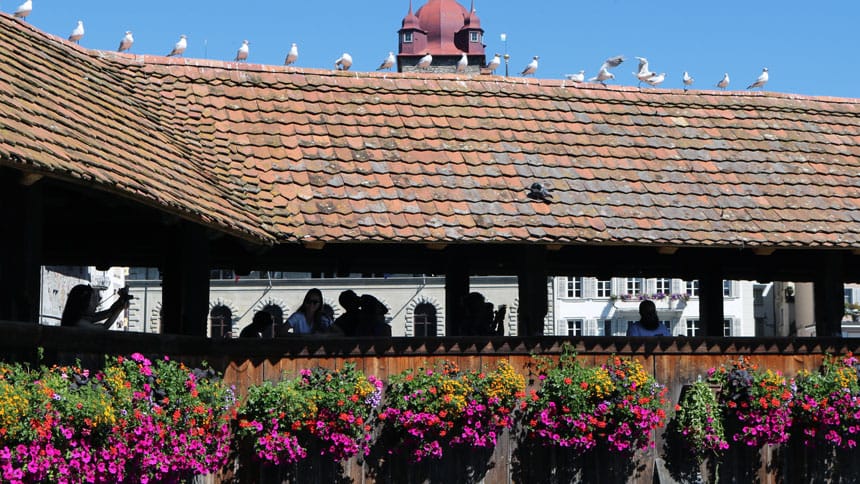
left=0, top=14, right=857, bottom=336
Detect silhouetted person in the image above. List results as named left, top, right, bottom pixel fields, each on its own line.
left=239, top=310, right=274, bottom=338
left=461, top=292, right=506, bottom=335
left=61, top=284, right=131, bottom=330
left=627, top=299, right=671, bottom=336
left=281, top=288, right=332, bottom=335
left=334, top=290, right=362, bottom=336
left=358, top=294, right=391, bottom=337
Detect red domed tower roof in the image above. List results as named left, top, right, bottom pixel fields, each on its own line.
left=415, top=0, right=473, bottom=55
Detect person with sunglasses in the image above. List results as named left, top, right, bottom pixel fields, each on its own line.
left=284, top=288, right=332, bottom=335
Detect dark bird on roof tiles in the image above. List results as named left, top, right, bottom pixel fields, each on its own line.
left=526, top=183, right=553, bottom=203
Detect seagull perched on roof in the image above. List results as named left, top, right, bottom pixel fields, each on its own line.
left=284, top=43, right=298, bottom=65
left=68, top=20, right=84, bottom=44
left=117, top=31, right=134, bottom=52
left=485, top=53, right=501, bottom=74
left=526, top=183, right=553, bottom=203
left=521, top=56, right=539, bottom=76
left=167, top=35, right=187, bottom=57
left=716, top=72, right=730, bottom=90
left=682, top=71, right=694, bottom=91
left=13, top=0, right=32, bottom=19
left=747, top=68, right=768, bottom=89
left=644, top=72, right=666, bottom=87
left=565, top=70, right=585, bottom=82
left=633, top=57, right=655, bottom=87
left=456, top=52, right=468, bottom=73
left=589, top=67, right=614, bottom=85
left=417, top=52, right=433, bottom=69
left=235, top=40, right=249, bottom=61
left=377, top=51, right=395, bottom=71
left=335, top=52, right=353, bottom=71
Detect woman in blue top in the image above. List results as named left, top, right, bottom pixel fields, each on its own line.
left=284, top=288, right=332, bottom=335
left=627, top=299, right=671, bottom=337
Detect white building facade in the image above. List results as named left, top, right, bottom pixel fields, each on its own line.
left=549, top=277, right=759, bottom=337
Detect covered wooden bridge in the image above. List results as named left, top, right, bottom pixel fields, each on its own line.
left=1, top=13, right=860, bottom=482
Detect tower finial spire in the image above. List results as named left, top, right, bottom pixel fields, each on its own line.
left=471, top=0, right=476, bottom=12
left=408, top=0, right=414, bottom=15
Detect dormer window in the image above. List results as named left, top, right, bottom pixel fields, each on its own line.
left=469, top=31, right=480, bottom=43
left=403, top=32, right=413, bottom=43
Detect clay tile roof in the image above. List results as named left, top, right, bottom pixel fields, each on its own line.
left=2, top=14, right=860, bottom=249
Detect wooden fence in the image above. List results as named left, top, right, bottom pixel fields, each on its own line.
left=2, top=321, right=860, bottom=483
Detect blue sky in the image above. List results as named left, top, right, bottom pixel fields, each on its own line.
left=13, top=0, right=860, bottom=98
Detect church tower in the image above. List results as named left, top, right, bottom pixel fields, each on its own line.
left=398, top=0, right=486, bottom=74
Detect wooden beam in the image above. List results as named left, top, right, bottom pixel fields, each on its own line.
left=302, top=240, right=326, bottom=250
left=445, top=251, right=469, bottom=336
left=0, top=179, right=42, bottom=323
left=518, top=246, right=548, bottom=336
left=657, top=246, right=678, bottom=255
left=161, top=223, right=210, bottom=336
left=753, top=248, right=776, bottom=256
left=699, top=272, right=724, bottom=337
left=426, top=243, right=448, bottom=251
left=814, top=252, right=844, bottom=337
left=18, top=172, right=43, bottom=186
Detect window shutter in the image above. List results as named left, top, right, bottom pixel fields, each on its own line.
left=584, top=277, right=595, bottom=299
left=556, top=277, right=567, bottom=297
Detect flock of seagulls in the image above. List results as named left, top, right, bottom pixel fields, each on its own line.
left=8, top=1, right=771, bottom=91
left=564, top=56, right=768, bottom=92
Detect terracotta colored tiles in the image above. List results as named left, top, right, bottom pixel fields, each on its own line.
left=1, top=14, right=859, bottom=248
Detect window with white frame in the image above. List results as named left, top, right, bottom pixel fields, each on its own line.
left=601, top=319, right=612, bottom=336
left=566, top=319, right=583, bottom=336
left=846, top=288, right=854, bottom=304
left=566, top=277, right=583, bottom=298
left=655, top=278, right=671, bottom=296
left=626, top=278, right=642, bottom=296
left=686, top=280, right=699, bottom=297
left=723, top=318, right=733, bottom=336
left=402, top=32, right=413, bottom=43
left=470, top=31, right=481, bottom=43
left=596, top=279, right=612, bottom=298
left=723, top=280, right=732, bottom=297
left=685, top=319, right=700, bottom=337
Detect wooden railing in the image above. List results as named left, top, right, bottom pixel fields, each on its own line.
left=2, top=321, right=860, bottom=483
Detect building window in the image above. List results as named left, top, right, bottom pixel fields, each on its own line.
left=723, top=318, right=733, bottom=337
left=402, top=32, right=413, bottom=43
left=470, top=31, right=481, bottom=43
left=566, top=319, right=583, bottom=336
left=685, top=319, right=700, bottom=337
left=845, top=288, right=854, bottom=304
left=413, top=303, right=437, bottom=337
left=566, top=277, right=582, bottom=298
left=596, top=279, right=611, bottom=298
left=210, top=305, right=232, bottom=338
left=655, top=278, right=671, bottom=296
left=686, top=280, right=699, bottom=297
left=601, top=319, right=612, bottom=336
left=723, top=280, right=732, bottom=297
left=626, top=278, right=642, bottom=296
left=210, top=269, right=234, bottom=280
left=661, top=320, right=673, bottom=333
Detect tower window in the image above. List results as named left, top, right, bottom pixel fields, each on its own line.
left=470, top=31, right=480, bottom=43
left=403, top=32, right=413, bottom=43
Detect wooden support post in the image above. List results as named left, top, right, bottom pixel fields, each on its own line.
left=160, top=222, right=210, bottom=336
left=814, top=252, right=844, bottom=337
left=444, top=250, right=469, bottom=336
left=0, top=177, right=42, bottom=323
left=518, top=246, right=548, bottom=336
left=698, top=272, right=724, bottom=337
